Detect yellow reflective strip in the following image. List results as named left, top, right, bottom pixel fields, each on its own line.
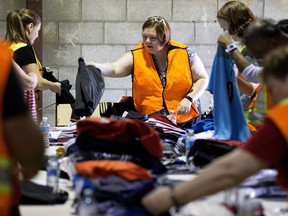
left=240, top=44, right=246, bottom=53
left=0, top=157, right=11, bottom=167
left=0, top=184, right=12, bottom=194
left=253, top=85, right=268, bottom=113
left=280, top=98, right=288, bottom=105
left=10, top=42, right=27, bottom=52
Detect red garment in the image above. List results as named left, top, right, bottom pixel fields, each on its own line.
left=75, top=160, right=153, bottom=181
left=241, top=118, right=288, bottom=189
left=77, top=117, right=163, bottom=158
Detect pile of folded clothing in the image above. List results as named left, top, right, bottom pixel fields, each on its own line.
left=69, top=117, right=167, bottom=215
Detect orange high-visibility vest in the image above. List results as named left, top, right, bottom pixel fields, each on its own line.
left=0, top=40, right=14, bottom=216
left=131, top=40, right=199, bottom=123
left=265, top=99, right=288, bottom=189
left=266, top=99, right=288, bottom=142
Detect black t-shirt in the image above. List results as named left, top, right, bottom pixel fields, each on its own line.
left=13, top=45, right=37, bottom=67
left=3, top=66, right=27, bottom=118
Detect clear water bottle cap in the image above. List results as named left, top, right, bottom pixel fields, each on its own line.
left=187, top=129, right=194, bottom=135
left=43, top=117, right=48, bottom=121
left=83, top=188, right=94, bottom=196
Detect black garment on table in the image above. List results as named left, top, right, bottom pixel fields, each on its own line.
left=186, top=139, right=237, bottom=168
left=3, top=67, right=28, bottom=118
left=74, top=134, right=167, bottom=174
left=20, top=180, right=68, bottom=205
left=74, top=57, right=105, bottom=117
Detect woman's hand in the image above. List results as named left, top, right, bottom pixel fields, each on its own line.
left=217, top=33, right=233, bottom=47
left=177, top=98, right=191, bottom=115
left=50, top=82, right=62, bottom=95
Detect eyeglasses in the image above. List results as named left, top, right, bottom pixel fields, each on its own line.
left=146, top=16, right=165, bottom=24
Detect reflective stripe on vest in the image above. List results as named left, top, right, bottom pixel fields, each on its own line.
left=240, top=44, right=273, bottom=126
left=0, top=157, right=12, bottom=194
left=246, top=84, right=271, bottom=126
left=132, top=40, right=198, bottom=123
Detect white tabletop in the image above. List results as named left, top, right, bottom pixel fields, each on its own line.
left=20, top=172, right=288, bottom=216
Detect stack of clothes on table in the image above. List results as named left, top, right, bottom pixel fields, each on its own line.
left=145, top=115, right=187, bottom=165
left=68, top=117, right=167, bottom=216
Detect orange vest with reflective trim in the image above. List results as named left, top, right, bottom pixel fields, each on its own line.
left=0, top=40, right=13, bottom=216
left=131, top=40, right=199, bottom=123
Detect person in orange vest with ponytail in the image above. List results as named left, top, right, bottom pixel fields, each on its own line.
left=0, top=41, right=44, bottom=216
left=141, top=44, right=288, bottom=215
left=88, top=16, right=209, bottom=128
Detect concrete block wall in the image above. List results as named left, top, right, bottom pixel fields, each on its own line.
left=0, top=0, right=287, bottom=126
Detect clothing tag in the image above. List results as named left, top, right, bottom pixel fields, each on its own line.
left=227, top=81, right=233, bottom=102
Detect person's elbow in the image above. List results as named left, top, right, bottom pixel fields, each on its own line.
left=195, top=74, right=209, bottom=89
left=28, top=73, right=38, bottom=89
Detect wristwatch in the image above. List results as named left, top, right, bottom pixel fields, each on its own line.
left=225, top=43, right=237, bottom=53
left=185, top=95, right=193, bottom=102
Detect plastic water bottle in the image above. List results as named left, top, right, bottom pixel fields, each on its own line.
left=185, top=129, right=195, bottom=157
left=238, top=199, right=264, bottom=216
left=40, top=117, right=50, bottom=147
left=78, top=188, right=97, bottom=216
left=46, top=155, right=59, bottom=192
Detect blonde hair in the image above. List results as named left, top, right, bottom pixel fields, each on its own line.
left=5, top=8, right=41, bottom=45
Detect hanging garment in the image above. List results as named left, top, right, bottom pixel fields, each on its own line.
left=74, top=57, right=105, bottom=117
left=207, top=45, right=251, bottom=141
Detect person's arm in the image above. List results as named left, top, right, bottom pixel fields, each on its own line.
left=177, top=54, right=208, bottom=114
left=241, top=64, right=263, bottom=83
left=141, top=149, right=269, bottom=215
left=237, top=76, right=255, bottom=95
left=217, top=34, right=251, bottom=73
left=14, top=47, right=61, bottom=94
left=12, top=60, right=38, bottom=90
left=87, top=52, right=134, bottom=77
left=22, top=63, right=61, bottom=94
left=3, top=68, right=44, bottom=179
left=187, top=55, right=209, bottom=101
left=4, top=113, right=45, bottom=179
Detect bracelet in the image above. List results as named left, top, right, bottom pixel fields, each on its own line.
left=169, top=185, right=180, bottom=212
left=225, top=43, right=237, bottom=53
left=185, top=95, right=193, bottom=103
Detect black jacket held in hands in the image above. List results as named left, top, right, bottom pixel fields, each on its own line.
left=74, top=57, right=105, bottom=117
